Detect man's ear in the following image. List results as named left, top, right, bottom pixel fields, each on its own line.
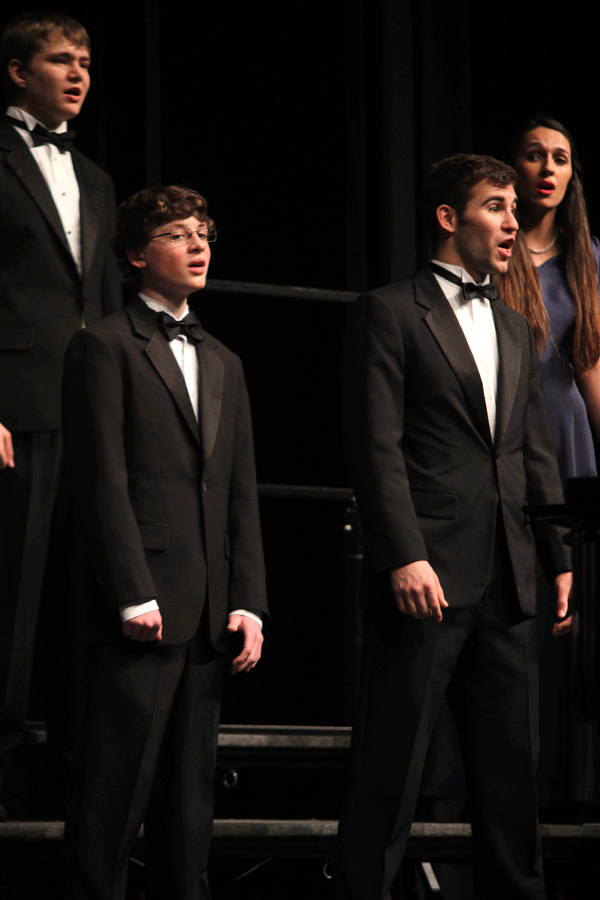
left=126, top=246, right=146, bottom=271
left=436, top=204, right=457, bottom=236
left=7, top=59, right=27, bottom=91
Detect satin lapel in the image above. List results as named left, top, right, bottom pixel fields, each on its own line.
left=4, top=139, right=73, bottom=261
left=198, top=340, right=224, bottom=464
left=416, top=272, right=493, bottom=447
left=492, top=301, right=521, bottom=446
left=72, top=152, right=101, bottom=284
left=145, top=335, right=201, bottom=447
left=126, top=300, right=201, bottom=447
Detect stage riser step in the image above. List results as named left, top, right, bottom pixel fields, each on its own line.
left=1, top=820, right=599, bottom=860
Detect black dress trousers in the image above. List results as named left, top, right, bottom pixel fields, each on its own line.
left=336, top=526, right=544, bottom=900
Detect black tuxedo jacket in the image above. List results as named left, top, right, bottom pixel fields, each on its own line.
left=62, top=297, right=268, bottom=648
left=0, top=114, right=121, bottom=432
left=342, top=268, right=569, bottom=617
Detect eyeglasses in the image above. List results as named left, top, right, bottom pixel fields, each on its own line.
left=149, top=227, right=217, bottom=246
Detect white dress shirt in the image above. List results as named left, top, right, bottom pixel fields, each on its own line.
left=141, top=294, right=199, bottom=418
left=431, top=260, right=499, bottom=439
left=119, top=296, right=261, bottom=630
left=7, top=106, right=82, bottom=276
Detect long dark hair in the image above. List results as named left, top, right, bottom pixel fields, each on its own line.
left=496, top=114, right=600, bottom=374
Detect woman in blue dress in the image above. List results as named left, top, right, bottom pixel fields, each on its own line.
left=498, top=114, right=600, bottom=808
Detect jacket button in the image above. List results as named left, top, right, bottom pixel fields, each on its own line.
left=202, top=483, right=208, bottom=492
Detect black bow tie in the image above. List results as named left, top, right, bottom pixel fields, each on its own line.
left=7, top=115, right=76, bottom=150
left=462, top=282, right=498, bottom=302
left=157, top=310, right=204, bottom=343
left=31, top=123, right=76, bottom=150
left=430, top=262, right=498, bottom=303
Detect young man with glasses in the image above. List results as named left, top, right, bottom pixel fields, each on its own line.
left=62, top=185, right=268, bottom=900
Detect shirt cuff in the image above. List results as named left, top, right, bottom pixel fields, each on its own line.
left=119, top=599, right=160, bottom=623
left=229, top=609, right=263, bottom=629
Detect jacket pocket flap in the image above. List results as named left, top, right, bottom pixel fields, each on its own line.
left=0, top=325, right=35, bottom=350
left=139, top=523, right=170, bottom=550
left=411, top=490, right=459, bottom=520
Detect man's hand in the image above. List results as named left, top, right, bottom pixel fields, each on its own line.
left=0, top=423, right=14, bottom=469
left=552, top=570, right=573, bottom=636
left=122, top=610, right=163, bottom=642
left=227, top=615, right=263, bottom=674
left=390, top=560, right=448, bottom=622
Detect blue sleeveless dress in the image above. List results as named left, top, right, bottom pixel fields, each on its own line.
left=536, top=237, right=600, bottom=805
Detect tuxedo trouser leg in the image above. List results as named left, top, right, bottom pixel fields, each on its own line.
left=0, top=430, right=62, bottom=729
left=451, top=580, right=544, bottom=899
left=0, top=431, right=62, bottom=777
left=335, top=604, right=477, bottom=900
left=144, top=641, right=224, bottom=900
left=66, top=643, right=188, bottom=900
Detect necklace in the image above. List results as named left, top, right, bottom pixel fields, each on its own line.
left=526, top=231, right=558, bottom=254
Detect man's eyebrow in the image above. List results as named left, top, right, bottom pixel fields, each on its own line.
left=48, top=50, right=90, bottom=61
left=482, top=195, right=514, bottom=205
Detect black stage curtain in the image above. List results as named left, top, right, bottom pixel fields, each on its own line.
left=345, top=0, right=472, bottom=288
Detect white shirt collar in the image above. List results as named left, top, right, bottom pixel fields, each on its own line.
left=139, top=293, right=190, bottom=322
left=430, top=259, right=490, bottom=287
left=6, top=106, right=68, bottom=133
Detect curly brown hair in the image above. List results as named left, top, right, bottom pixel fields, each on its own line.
left=113, top=185, right=215, bottom=285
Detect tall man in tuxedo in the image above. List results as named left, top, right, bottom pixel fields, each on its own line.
left=0, top=10, right=121, bottom=800
left=337, top=154, right=572, bottom=900
left=62, top=185, right=268, bottom=899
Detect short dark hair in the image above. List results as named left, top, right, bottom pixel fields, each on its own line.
left=1, top=11, right=90, bottom=101
left=113, top=185, right=215, bottom=285
left=421, top=153, right=517, bottom=243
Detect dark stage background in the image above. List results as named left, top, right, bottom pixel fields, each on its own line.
left=4, top=1, right=600, bottom=729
